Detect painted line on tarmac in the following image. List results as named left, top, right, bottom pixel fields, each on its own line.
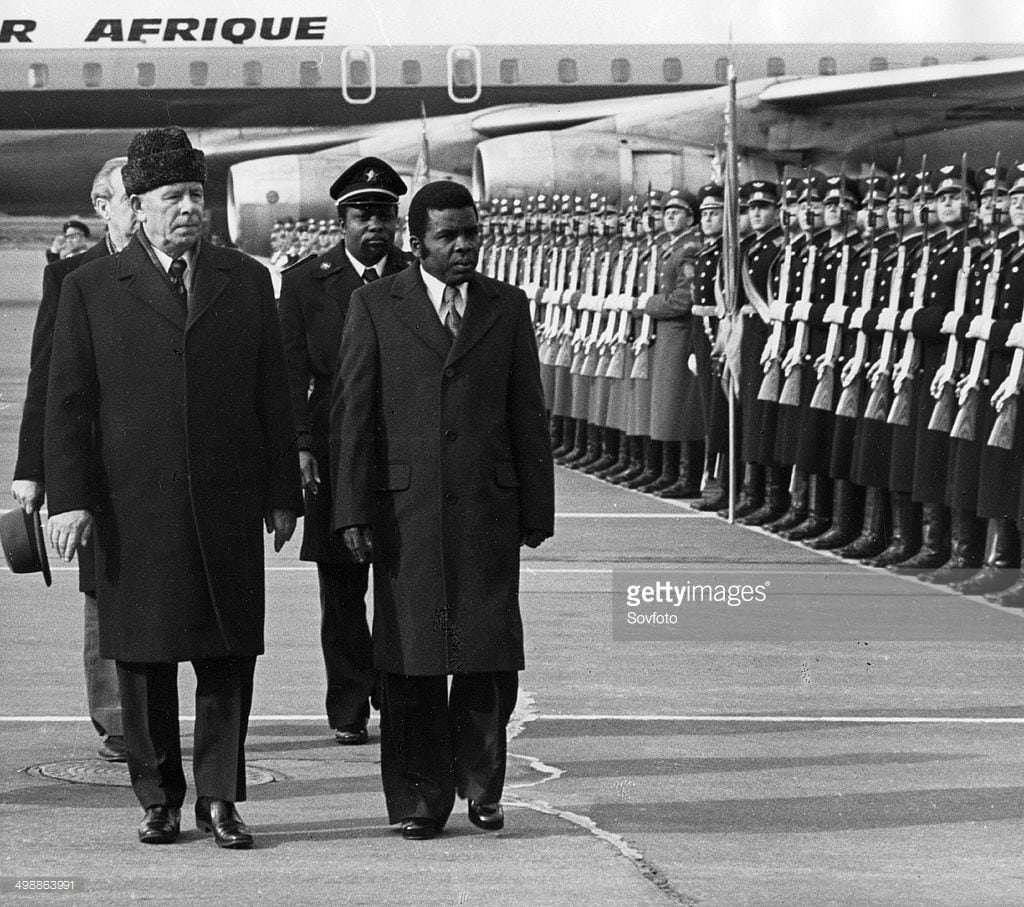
left=536, top=714, right=1024, bottom=724
left=555, top=512, right=711, bottom=518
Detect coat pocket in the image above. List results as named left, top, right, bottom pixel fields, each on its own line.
left=376, top=461, right=411, bottom=491
left=494, top=462, right=520, bottom=488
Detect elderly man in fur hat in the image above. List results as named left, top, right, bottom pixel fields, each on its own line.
left=44, top=126, right=302, bottom=849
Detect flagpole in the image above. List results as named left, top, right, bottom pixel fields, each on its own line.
left=723, top=62, right=740, bottom=523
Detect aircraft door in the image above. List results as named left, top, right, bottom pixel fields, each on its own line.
left=628, top=151, right=687, bottom=195
left=447, top=46, right=482, bottom=103
left=342, top=46, right=376, bottom=104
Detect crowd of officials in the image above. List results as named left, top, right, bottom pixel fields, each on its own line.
left=454, top=165, right=1024, bottom=609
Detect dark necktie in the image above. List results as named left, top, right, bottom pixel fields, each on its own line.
left=443, top=284, right=462, bottom=339
left=168, top=257, right=188, bottom=312
left=363, top=267, right=379, bottom=283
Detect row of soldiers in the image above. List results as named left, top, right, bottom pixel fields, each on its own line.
left=478, top=162, right=1024, bottom=609
left=270, top=216, right=344, bottom=268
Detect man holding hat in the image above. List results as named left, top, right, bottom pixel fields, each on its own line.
left=44, top=126, right=301, bottom=848
left=278, top=157, right=410, bottom=746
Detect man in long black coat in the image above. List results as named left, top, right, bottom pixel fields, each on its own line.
left=332, top=181, right=555, bottom=840
left=278, top=157, right=410, bottom=745
left=44, top=127, right=301, bottom=849
left=12, top=156, right=136, bottom=761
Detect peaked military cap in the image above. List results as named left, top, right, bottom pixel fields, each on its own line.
left=697, top=183, right=725, bottom=209
left=1009, top=163, right=1024, bottom=195
left=976, top=165, right=1008, bottom=196
left=661, top=188, right=697, bottom=215
left=823, top=175, right=862, bottom=205
left=931, top=164, right=976, bottom=197
left=859, top=173, right=891, bottom=204
left=739, top=180, right=778, bottom=205
left=799, top=173, right=828, bottom=202
left=63, top=218, right=90, bottom=237
left=782, top=177, right=804, bottom=203
left=330, top=156, right=407, bottom=206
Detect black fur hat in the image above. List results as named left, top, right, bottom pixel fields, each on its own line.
left=122, top=126, right=206, bottom=196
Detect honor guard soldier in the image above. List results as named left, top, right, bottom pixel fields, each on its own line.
left=884, top=163, right=980, bottom=573
left=981, top=162, right=1024, bottom=607
left=278, top=156, right=410, bottom=745
left=932, top=163, right=1022, bottom=594
left=727, top=180, right=787, bottom=522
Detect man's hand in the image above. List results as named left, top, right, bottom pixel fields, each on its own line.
left=520, top=529, right=549, bottom=549
left=898, top=309, right=915, bottom=332
left=11, top=480, right=44, bottom=515
left=265, top=509, right=297, bottom=553
left=48, top=509, right=93, bottom=563
left=876, top=309, right=898, bottom=332
left=939, top=310, right=959, bottom=335
left=966, top=315, right=993, bottom=342
left=299, top=450, right=320, bottom=495
left=343, top=526, right=374, bottom=564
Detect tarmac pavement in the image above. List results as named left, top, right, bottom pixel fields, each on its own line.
left=2, top=250, right=1024, bottom=904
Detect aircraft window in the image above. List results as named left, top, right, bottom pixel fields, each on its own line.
left=500, top=58, right=520, bottom=84
left=559, top=58, right=578, bottom=84
left=447, top=46, right=481, bottom=102
left=402, top=60, right=422, bottom=85
left=869, top=56, right=888, bottom=71
left=767, top=57, right=785, bottom=77
left=299, top=61, right=321, bottom=87
left=663, top=58, right=682, bottom=83
left=818, top=56, right=837, bottom=76
left=83, top=63, right=102, bottom=88
left=714, top=57, right=728, bottom=83
left=343, top=47, right=375, bottom=103
left=190, top=62, right=209, bottom=87
left=137, top=63, right=156, bottom=88
left=243, top=61, right=262, bottom=86
left=611, top=58, right=631, bottom=83
left=28, top=63, right=48, bottom=89
left=921, top=56, right=939, bottom=67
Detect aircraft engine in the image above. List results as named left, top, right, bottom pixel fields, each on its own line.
left=472, top=131, right=715, bottom=205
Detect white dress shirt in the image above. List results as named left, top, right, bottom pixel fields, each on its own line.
left=419, top=266, right=466, bottom=324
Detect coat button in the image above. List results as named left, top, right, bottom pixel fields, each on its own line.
left=444, top=429, right=458, bottom=441
left=444, top=367, right=455, bottom=378
left=445, top=493, right=458, bottom=504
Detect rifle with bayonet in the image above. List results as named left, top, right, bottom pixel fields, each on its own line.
left=629, top=205, right=658, bottom=381
left=554, top=218, right=585, bottom=368
left=835, top=165, right=886, bottom=418
left=605, top=223, right=643, bottom=379
left=778, top=189, right=819, bottom=407
left=537, top=199, right=565, bottom=364
left=757, top=208, right=794, bottom=402
left=886, top=157, right=933, bottom=426
left=928, top=153, right=974, bottom=432
left=810, top=174, right=854, bottom=411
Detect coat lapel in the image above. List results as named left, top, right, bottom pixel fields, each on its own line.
left=390, top=265, right=455, bottom=361
left=118, top=236, right=186, bottom=331
left=186, top=242, right=232, bottom=331
left=447, top=274, right=501, bottom=366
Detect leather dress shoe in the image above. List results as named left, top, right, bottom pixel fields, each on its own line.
left=468, top=801, right=504, bottom=831
left=98, top=734, right=127, bottom=762
left=138, top=805, right=181, bottom=844
left=400, top=817, right=441, bottom=840
left=333, top=724, right=369, bottom=745
left=196, top=798, right=254, bottom=849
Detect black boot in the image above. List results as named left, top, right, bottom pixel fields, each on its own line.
left=736, top=466, right=791, bottom=526
left=645, top=441, right=681, bottom=493
left=555, top=419, right=589, bottom=465
left=778, top=474, right=833, bottom=541
left=693, top=451, right=727, bottom=510
left=568, top=423, right=603, bottom=470
left=598, top=434, right=634, bottom=480
left=764, top=469, right=808, bottom=533
left=888, top=503, right=950, bottom=572
left=549, top=415, right=565, bottom=451
left=836, top=487, right=890, bottom=559
left=583, top=429, right=620, bottom=475
left=608, top=436, right=647, bottom=485
left=985, top=569, right=1024, bottom=608
left=718, top=463, right=765, bottom=519
left=656, top=441, right=705, bottom=498
left=625, top=439, right=664, bottom=490
left=862, top=493, right=922, bottom=567
left=950, top=518, right=1021, bottom=595
left=919, top=509, right=986, bottom=584
left=551, top=417, right=576, bottom=459
left=804, top=480, right=865, bottom=550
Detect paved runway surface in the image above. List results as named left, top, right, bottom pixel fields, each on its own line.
left=2, top=252, right=1023, bottom=904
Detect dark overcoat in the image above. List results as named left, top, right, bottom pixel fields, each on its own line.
left=15, top=239, right=109, bottom=594
left=331, top=264, right=555, bottom=676
left=44, top=235, right=302, bottom=662
left=278, top=243, right=409, bottom=563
